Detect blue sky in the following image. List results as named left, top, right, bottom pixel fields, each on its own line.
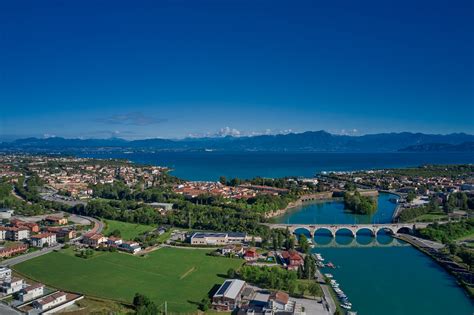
left=1, top=0, right=473, bottom=140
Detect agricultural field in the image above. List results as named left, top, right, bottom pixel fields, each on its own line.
left=13, top=247, right=243, bottom=313
left=103, top=219, right=155, bottom=240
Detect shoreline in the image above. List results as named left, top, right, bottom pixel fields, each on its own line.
left=265, top=189, right=391, bottom=220
left=264, top=192, right=335, bottom=219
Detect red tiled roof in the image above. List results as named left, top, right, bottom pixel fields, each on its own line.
left=31, top=232, right=55, bottom=239
left=270, top=291, right=289, bottom=305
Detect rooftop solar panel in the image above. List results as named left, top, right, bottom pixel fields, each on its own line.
left=216, top=280, right=231, bottom=296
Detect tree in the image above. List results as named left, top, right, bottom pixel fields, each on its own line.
left=227, top=268, right=236, bottom=278
left=406, top=191, right=416, bottom=203
left=298, top=234, right=310, bottom=254
left=219, top=176, right=227, bottom=185
left=303, top=255, right=314, bottom=280
left=200, top=297, right=211, bottom=311
left=308, top=282, right=320, bottom=298
left=298, top=283, right=307, bottom=295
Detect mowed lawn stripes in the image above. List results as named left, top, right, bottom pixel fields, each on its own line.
left=13, top=247, right=243, bottom=313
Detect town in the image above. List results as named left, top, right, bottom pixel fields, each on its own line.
left=0, top=154, right=473, bottom=314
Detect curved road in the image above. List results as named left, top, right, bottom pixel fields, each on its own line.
left=1, top=214, right=103, bottom=267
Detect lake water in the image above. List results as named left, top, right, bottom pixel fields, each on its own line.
left=79, top=151, right=474, bottom=314
left=79, top=151, right=474, bottom=181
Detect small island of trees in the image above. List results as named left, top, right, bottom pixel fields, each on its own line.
left=343, top=191, right=377, bottom=215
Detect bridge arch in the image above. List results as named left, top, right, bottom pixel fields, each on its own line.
left=314, top=227, right=334, bottom=238
left=376, top=227, right=395, bottom=236
left=396, top=226, right=413, bottom=234
left=293, top=227, right=312, bottom=237
left=335, top=227, right=355, bottom=238
left=355, top=227, right=376, bottom=237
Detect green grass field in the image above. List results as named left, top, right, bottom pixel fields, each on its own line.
left=103, top=219, right=155, bottom=240
left=13, top=247, right=243, bottom=313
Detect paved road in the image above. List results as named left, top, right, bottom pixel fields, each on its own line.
left=319, top=284, right=336, bottom=314
left=0, top=303, right=22, bottom=315
left=86, top=216, right=104, bottom=234
left=398, top=234, right=445, bottom=251
left=0, top=244, right=63, bottom=267
left=315, top=269, right=336, bottom=314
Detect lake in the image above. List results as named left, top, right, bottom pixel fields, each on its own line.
left=79, top=151, right=474, bottom=181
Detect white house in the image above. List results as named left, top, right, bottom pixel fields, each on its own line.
left=20, top=283, right=45, bottom=302
left=1, top=277, right=24, bottom=294
left=31, top=233, right=57, bottom=247
left=267, top=291, right=296, bottom=313
left=33, top=291, right=67, bottom=311
left=0, top=267, right=11, bottom=281
left=118, top=241, right=141, bottom=254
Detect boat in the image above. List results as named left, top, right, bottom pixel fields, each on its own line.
left=324, top=273, right=333, bottom=278
left=326, top=262, right=335, bottom=268
left=341, top=304, right=352, bottom=310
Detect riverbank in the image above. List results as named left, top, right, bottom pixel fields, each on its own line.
left=265, top=192, right=332, bottom=219
left=394, top=234, right=474, bottom=298
left=265, top=190, right=379, bottom=219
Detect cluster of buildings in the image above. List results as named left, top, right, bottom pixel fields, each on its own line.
left=81, top=232, right=142, bottom=254
left=326, top=169, right=474, bottom=195
left=3, top=155, right=167, bottom=198
left=0, top=214, right=73, bottom=259
left=212, top=279, right=305, bottom=314
left=0, top=267, right=83, bottom=314
left=173, top=180, right=296, bottom=200
left=174, top=181, right=259, bottom=199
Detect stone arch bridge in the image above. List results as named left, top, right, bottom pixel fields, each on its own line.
left=262, top=222, right=430, bottom=237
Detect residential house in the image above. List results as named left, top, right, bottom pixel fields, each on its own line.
left=0, top=227, right=7, bottom=241
left=244, top=248, right=259, bottom=262
left=5, top=227, right=30, bottom=241
left=82, top=233, right=107, bottom=247
left=0, top=268, right=11, bottom=281
left=106, top=236, right=123, bottom=247
left=1, top=277, right=24, bottom=294
left=44, top=216, right=68, bottom=225
left=11, top=219, right=40, bottom=233
left=281, top=250, right=304, bottom=270
left=20, top=283, right=45, bottom=302
left=212, top=279, right=246, bottom=311
left=31, top=233, right=57, bottom=247
left=220, top=244, right=244, bottom=256
left=33, top=291, right=67, bottom=311
left=267, top=291, right=295, bottom=313
left=118, top=241, right=141, bottom=254
left=46, top=227, right=76, bottom=240
left=0, top=244, right=28, bottom=258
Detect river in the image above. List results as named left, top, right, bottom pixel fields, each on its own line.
left=274, top=194, right=474, bottom=314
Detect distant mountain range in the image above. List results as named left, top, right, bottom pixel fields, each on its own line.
left=1, top=131, right=474, bottom=153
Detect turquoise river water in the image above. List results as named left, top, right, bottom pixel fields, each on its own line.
left=275, top=193, right=474, bottom=314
